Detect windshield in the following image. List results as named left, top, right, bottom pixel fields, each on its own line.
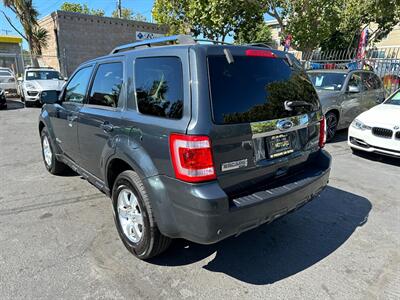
left=26, top=70, right=62, bottom=80
left=385, top=90, right=400, bottom=105
left=308, top=72, right=347, bottom=91
left=208, top=55, right=320, bottom=124
left=0, top=71, right=12, bottom=76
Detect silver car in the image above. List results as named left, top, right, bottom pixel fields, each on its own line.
left=0, top=68, right=17, bottom=95
left=308, top=69, right=385, bottom=141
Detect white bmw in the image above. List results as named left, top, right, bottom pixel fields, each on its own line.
left=348, top=89, right=400, bottom=157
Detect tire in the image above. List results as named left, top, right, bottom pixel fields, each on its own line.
left=325, top=111, right=338, bottom=142
left=112, top=170, right=171, bottom=259
left=40, top=127, right=67, bottom=175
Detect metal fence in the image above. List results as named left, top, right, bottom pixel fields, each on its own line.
left=302, top=47, right=400, bottom=95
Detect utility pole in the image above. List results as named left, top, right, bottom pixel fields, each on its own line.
left=117, top=0, right=122, bottom=18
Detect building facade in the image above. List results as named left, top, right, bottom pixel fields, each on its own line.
left=38, top=11, right=167, bottom=76
left=0, top=35, right=23, bottom=75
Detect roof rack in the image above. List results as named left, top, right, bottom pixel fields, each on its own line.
left=245, top=43, right=273, bottom=49
left=194, top=39, right=232, bottom=45
left=110, top=34, right=196, bottom=54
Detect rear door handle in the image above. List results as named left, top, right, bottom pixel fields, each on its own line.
left=100, top=122, right=114, bottom=133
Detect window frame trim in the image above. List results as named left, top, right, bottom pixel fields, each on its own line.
left=132, top=55, right=185, bottom=120
left=85, top=60, right=125, bottom=112
left=62, top=64, right=94, bottom=105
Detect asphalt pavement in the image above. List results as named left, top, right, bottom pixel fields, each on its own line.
left=0, top=99, right=399, bottom=299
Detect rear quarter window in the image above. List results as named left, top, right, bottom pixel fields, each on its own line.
left=134, top=57, right=183, bottom=119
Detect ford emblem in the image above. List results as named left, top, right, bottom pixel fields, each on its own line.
left=277, top=119, right=294, bottom=131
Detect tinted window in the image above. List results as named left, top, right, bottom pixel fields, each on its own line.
left=135, top=57, right=183, bottom=119
left=362, top=72, right=381, bottom=90
left=89, top=62, right=123, bottom=107
left=208, top=55, right=320, bottom=124
left=308, top=72, right=347, bottom=91
left=64, top=66, right=93, bottom=103
left=0, top=71, right=12, bottom=76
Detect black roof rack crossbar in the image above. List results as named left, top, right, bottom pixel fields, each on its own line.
left=194, top=39, right=232, bottom=45
left=110, top=34, right=196, bottom=54
left=245, top=43, right=273, bottom=49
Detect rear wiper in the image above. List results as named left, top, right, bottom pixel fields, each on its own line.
left=284, top=100, right=313, bottom=111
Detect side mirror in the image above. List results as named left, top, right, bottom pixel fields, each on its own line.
left=348, top=85, right=360, bottom=93
left=40, top=90, right=59, bottom=104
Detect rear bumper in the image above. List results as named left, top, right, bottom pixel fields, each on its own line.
left=144, top=150, right=331, bottom=244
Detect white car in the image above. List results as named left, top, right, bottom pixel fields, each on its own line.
left=21, top=68, right=66, bottom=107
left=348, top=89, right=400, bottom=157
left=0, top=68, right=17, bottom=95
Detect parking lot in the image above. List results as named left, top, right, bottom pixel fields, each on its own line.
left=0, top=98, right=399, bottom=299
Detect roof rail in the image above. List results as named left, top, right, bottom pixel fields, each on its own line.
left=194, top=39, right=232, bottom=45
left=245, top=43, right=273, bottom=49
left=110, top=34, right=196, bottom=54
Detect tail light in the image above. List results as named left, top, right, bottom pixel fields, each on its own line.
left=319, top=116, right=326, bottom=148
left=169, top=134, right=216, bottom=183
left=245, top=49, right=277, bottom=58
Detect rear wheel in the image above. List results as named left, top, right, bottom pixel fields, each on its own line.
left=112, top=170, right=171, bottom=259
left=41, top=128, right=67, bottom=175
left=325, top=111, right=338, bottom=142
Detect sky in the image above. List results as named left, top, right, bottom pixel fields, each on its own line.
left=0, top=0, right=273, bottom=49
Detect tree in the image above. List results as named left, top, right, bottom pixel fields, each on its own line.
left=60, top=2, right=105, bottom=16
left=235, top=21, right=273, bottom=46
left=2, top=0, right=49, bottom=66
left=152, top=0, right=264, bottom=42
left=111, top=7, right=147, bottom=21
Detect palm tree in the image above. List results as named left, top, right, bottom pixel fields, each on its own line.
left=2, top=0, right=49, bottom=66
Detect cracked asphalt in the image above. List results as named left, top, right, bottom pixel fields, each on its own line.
left=0, top=99, right=399, bottom=299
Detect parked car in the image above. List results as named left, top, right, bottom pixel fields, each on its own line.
left=38, top=35, right=331, bottom=259
left=0, top=68, right=17, bottom=95
left=20, top=67, right=65, bottom=107
left=348, top=88, right=400, bottom=157
left=0, top=88, right=6, bottom=109
left=307, top=69, right=385, bottom=141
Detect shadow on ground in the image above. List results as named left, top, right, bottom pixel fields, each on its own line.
left=149, top=186, right=371, bottom=285
left=2, top=99, right=25, bottom=110
left=329, top=129, right=348, bottom=143
left=352, top=149, right=400, bottom=167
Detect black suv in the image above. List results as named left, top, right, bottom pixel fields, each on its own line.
left=39, top=35, right=331, bottom=259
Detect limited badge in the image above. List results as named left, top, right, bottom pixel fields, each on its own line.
left=221, top=159, right=248, bottom=172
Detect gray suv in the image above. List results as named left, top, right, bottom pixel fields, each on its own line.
left=39, top=35, right=331, bottom=259
left=308, top=69, right=385, bottom=141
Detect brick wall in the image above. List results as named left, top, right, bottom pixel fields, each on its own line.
left=39, top=11, right=168, bottom=76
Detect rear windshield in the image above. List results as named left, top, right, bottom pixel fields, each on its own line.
left=0, top=71, right=11, bottom=76
left=208, top=55, right=319, bottom=124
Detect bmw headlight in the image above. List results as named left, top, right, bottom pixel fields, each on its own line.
left=351, top=119, right=371, bottom=130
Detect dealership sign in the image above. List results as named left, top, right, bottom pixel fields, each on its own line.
left=136, top=31, right=165, bottom=41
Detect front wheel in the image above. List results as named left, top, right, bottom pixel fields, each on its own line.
left=112, top=170, right=171, bottom=259
left=41, top=128, right=67, bottom=175
left=325, top=112, right=338, bottom=142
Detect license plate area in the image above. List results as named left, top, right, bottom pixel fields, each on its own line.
left=267, top=133, right=294, bottom=158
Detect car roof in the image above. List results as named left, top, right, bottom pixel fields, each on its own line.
left=25, top=68, right=58, bottom=72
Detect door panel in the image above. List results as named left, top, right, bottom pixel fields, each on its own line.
left=342, top=72, right=363, bottom=126
left=50, top=66, right=93, bottom=162
left=77, top=61, right=124, bottom=180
